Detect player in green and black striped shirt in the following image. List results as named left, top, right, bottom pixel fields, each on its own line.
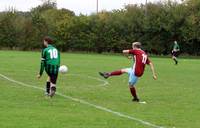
left=37, top=36, right=60, bottom=97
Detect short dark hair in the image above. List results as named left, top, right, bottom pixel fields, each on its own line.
left=43, top=36, right=53, bottom=44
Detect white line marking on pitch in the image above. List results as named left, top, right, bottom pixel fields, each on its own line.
left=0, top=73, right=164, bottom=128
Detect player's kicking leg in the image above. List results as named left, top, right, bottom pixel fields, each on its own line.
left=99, top=70, right=125, bottom=79
left=99, top=68, right=139, bottom=102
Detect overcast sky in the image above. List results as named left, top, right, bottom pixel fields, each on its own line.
left=0, top=0, right=182, bottom=15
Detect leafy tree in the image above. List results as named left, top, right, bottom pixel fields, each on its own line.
left=0, top=0, right=200, bottom=55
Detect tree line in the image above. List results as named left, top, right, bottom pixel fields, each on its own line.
left=0, top=0, right=200, bottom=55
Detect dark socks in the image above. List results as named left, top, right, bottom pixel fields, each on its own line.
left=110, top=70, right=123, bottom=76
left=46, top=82, right=50, bottom=94
left=130, top=87, right=139, bottom=100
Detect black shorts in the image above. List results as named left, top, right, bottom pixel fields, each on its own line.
left=172, top=51, right=179, bottom=57
left=47, top=72, right=58, bottom=84
left=45, top=64, right=59, bottom=84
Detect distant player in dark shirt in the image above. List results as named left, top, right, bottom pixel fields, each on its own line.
left=172, top=40, right=180, bottom=65
left=37, top=36, right=60, bottom=97
left=99, top=42, right=157, bottom=102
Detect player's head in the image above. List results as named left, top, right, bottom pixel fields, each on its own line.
left=174, top=40, right=177, bottom=44
left=132, top=42, right=141, bottom=49
left=43, top=36, right=53, bottom=47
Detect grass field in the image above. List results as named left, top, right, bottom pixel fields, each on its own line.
left=0, top=50, right=200, bottom=128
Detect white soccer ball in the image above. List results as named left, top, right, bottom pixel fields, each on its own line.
left=59, top=65, right=68, bottom=74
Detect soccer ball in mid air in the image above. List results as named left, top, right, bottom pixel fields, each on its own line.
left=59, top=65, right=68, bottom=74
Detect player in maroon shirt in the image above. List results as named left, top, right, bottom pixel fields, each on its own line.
left=99, top=42, right=157, bottom=102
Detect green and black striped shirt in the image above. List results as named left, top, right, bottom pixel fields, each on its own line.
left=39, top=45, right=60, bottom=75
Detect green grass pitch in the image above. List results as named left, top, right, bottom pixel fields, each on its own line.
left=0, top=50, right=200, bottom=128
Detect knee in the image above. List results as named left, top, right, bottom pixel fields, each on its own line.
left=129, top=84, right=135, bottom=88
left=121, top=69, right=127, bottom=73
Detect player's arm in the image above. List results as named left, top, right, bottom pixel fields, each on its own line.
left=146, top=57, right=157, bottom=80
left=149, top=62, right=157, bottom=80
left=123, top=50, right=132, bottom=59
left=37, top=50, right=46, bottom=79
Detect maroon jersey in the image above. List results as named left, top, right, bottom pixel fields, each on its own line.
left=129, top=49, right=150, bottom=77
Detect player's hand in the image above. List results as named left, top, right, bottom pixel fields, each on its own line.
left=153, top=75, right=157, bottom=80
left=37, top=74, right=41, bottom=79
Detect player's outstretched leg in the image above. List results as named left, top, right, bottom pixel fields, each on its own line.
left=99, top=70, right=123, bottom=79
left=99, top=72, right=110, bottom=79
